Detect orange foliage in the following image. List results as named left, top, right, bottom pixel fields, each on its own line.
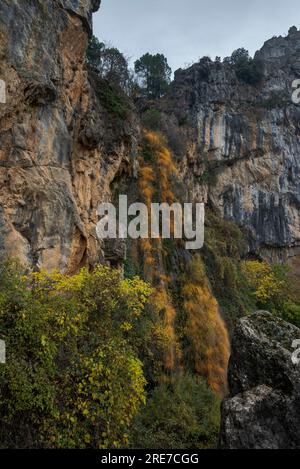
left=137, top=130, right=181, bottom=372
left=181, top=256, right=230, bottom=396
left=137, top=131, right=230, bottom=391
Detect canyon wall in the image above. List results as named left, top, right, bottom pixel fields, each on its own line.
left=163, top=28, right=300, bottom=268
left=1, top=2, right=300, bottom=275
left=0, top=0, right=137, bottom=273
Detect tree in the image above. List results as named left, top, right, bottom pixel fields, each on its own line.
left=86, top=35, right=105, bottom=70
left=134, top=53, right=172, bottom=99
left=101, top=46, right=130, bottom=89
left=230, top=48, right=264, bottom=85
left=0, top=260, right=152, bottom=448
left=130, top=374, right=221, bottom=449
left=86, top=36, right=131, bottom=91
left=230, top=47, right=250, bottom=65
left=242, top=260, right=300, bottom=328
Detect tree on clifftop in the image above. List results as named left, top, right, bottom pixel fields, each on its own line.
left=86, top=36, right=131, bottom=90
left=134, top=53, right=172, bottom=99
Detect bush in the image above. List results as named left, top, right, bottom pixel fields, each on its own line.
left=0, top=260, right=152, bottom=448
left=242, top=260, right=300, bottom=328
left=95, top=79, right=130, bottom=119
left=141, top=109, right=163, bottom=131
left=130, top=374, right=221, bottom=449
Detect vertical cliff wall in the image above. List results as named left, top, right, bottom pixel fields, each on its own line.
left=0, top=0, right=138, bottom=272
left=160, top=28, right=300, bottom=268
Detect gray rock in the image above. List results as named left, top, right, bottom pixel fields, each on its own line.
left=220, top=311, right=300, bottom=449
left=164, top=28, right=300, bottom=266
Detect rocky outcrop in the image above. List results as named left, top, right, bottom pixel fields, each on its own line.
left=220, top=311, right=300, bottom=449
left=0, top=0, right=138, bottom=272
left=164, top=27, right=300, bottom=266
left=1, top=2, right=300, bottom=274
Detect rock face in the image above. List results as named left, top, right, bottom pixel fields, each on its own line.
left=167, top=28, right=300, bottom=266
left=1, top=2, right=300, bottom=274
left=220, top=311, right=300, bottom=449
left=0, top=0, right=137, bottom=272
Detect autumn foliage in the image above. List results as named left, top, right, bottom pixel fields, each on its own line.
left=0, top=261, right=152, bottom=448
left=180, top=256, right=230, bottom=396
left=135, top=131, right=230, bottom=393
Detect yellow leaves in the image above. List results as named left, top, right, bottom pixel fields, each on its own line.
left=41, top=335, right=47, bottom=347
left=0, top=260, right=151, bottom=450
left=121, top=322, right=133, bottom=332
left=139, top=165, right=155, bottom=182
left=144, top=130, right=161, bottom=147
left=242, top=260, right=286, bottom=303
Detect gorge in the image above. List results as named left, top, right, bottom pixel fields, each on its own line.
left=0, top=0, right=300, bottom=450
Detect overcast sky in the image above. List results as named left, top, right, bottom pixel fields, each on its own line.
left=93, top=0, right=299, bottom=73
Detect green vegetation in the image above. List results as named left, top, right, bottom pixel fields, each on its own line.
left=135, top=53, right=172, bottom=98
left=201, top=211, right=300, bottom=330
left=86, top=36, right=131, bottom=91
left=130, top=374, right=220, bottom=449
left=86, top=38, right=172, bottom=100
left=95, top=79, right=130, bottom=119
left=228, top=48, right=264, bottom=85
left=242, top=260, right=300, bottom=328
left=86, top=35, right=104, bottom=70
left=0, top=260, right=152, bottom=448
left=202, top=211, right=254, bottom=327
left=0, top=256, right=225, bottom=450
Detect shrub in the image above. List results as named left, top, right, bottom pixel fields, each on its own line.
left=242, top=260, right=300, bottom=328
left=130, top=374, right=221, bottom=449
left=0, top=260, right=152, bottom=448
left=95, top=79, right=130, bottom=119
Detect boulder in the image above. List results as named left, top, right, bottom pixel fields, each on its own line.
left=220, top=311, right=300, bottom=449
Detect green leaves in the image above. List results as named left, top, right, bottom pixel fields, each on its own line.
left=135, top=53, right=172, bottom=99
left=0, top=261, right=151, bottom=448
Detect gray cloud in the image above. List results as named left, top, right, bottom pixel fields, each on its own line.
left=93, top=0, right=299, bottom=72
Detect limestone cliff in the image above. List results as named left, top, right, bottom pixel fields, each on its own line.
left=160, top=28, right=300, bottom=269
left=1, top=3, right=300, bottom=279
left=0, top=0, right=137, bottom=273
